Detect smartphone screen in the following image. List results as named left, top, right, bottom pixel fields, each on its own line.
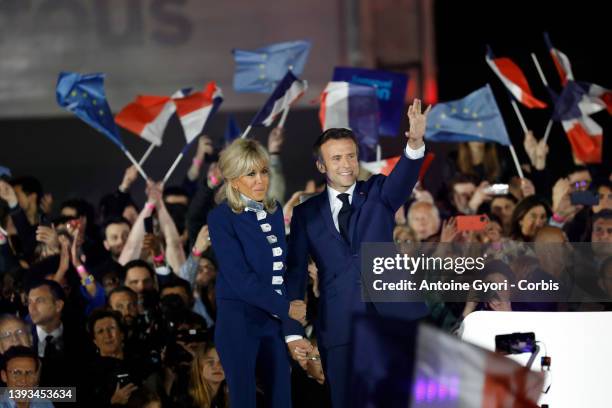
left=455, top=215, right=488, bottom=232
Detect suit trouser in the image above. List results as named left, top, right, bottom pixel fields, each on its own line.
left=319, top=343, right=352, bottom=408
left=215, top=299, right=292, bottom=408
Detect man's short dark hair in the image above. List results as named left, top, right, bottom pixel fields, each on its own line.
left=160, top=277, right=192, bottom=297
left=102, top=216, right=131, bottom=236
left=122, top=260, right=155, bottom=283
left=312, top=128, right=358, bottom=159
left=1, top=346, right=40, bottom=371
left=87, top=309, right=126, bottom=339
left=27, top=279, right=66, bottom=303
left=10, top=176, right=43, bottom=204
left=107, top=286, right=138, bottom=307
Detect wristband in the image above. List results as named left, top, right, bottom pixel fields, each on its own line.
left=552, top=213, right=566, bottom=223
left=192, top=247, right=203, bottom=257
left=153, top=253, right=165, bottom=263
left=193, top=157, right=203, bottom=167
left=145, top=202, right=156, bottom=211
left=81, top=274, right=95, bottom=286
left=76, top=264, right=87, bottom=276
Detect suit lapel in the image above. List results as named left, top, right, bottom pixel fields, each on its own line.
left=317, top=189, right=344, bottom=243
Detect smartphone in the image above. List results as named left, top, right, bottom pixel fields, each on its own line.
left=116, top=373, right=131, bottom=387
left=570, top=191, right=599, bottom=206
left=455, top=215, right=488, bottom=232
left=143, top=215, right=154, bottom=234
left=484, top=184, right=509, bottom=195
left=495, top=332, right=536, bottom=355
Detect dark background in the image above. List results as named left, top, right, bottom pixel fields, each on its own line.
left=1, top=0, right=609, bottom=210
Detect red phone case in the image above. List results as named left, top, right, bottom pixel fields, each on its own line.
left=456, top=215, right=488, bottom=232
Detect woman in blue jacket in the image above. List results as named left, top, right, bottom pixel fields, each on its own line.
left=207, top=138, right=307, bottom=407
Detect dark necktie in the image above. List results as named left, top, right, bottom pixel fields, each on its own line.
left=337, top=193, right=351, bottom=243
left=44, top=335, right=57, bottom=357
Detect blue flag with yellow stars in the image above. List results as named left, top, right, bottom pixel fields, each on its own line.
left=233, top=40, right=311, bottom=93
left=425, top=84, right=510, bottom=146
left=56, top=72, right=124, bottom=149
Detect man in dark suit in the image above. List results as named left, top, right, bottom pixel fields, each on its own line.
left=27, top=280, right=86, bottom=390
left=285, top=100, right=431, bottom=407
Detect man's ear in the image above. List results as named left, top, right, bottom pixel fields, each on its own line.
left=103, top=240, right=110, bottom=251
left=1, top=369, right=7, bottom=383
left=316, top=159, right=326, bottom=175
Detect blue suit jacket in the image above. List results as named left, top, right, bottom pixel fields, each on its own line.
left=207, top=202, right=301, bottom=335
left=285, top=154, right=429, bottom=348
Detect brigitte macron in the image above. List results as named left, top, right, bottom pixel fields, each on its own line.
left=207, top=138, right=306, bottom=407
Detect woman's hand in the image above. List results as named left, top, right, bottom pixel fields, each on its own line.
left=289, top=300, right=307, bottom=325
left=110, top=383, right=138, bottom=405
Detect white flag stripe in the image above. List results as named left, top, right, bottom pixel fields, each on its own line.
left=322, top=82, right=350, bottom=129
left=140, top=100, right=176, bottom=146
left=180, top=105, right=214, bottom=144
left=262, top=80, right=307, bottom=127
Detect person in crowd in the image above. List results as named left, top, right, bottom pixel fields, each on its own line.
left=99, top=166, right=140, bottom=225
left=407, top=201, right=441, bottom=241
left=176, top=342, right=228, bottom=408
left=0, top=314, right=32, bottom=354
left=284, top=100, right=430, bottom=407
left=26, top=280, right=86, bottom=388
left=0, top=346, right=53, bottom=407
left=103, top=217, right=131, bottom=261
left=207, top=138, right=307, bottom=407
left=489, top=194, right=516, bottom=235
left=84, top=309, right=147, bottom=407
left=510, top=195, right=552, bottom=242
left=121, top=260, right=157, bottom=315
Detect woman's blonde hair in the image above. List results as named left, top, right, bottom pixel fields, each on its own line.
left=218, top=138, right=276, bottom=213
left=189, top=343, right=229, bottom=408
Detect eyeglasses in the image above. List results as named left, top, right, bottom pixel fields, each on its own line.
left=0, top=329, right=29, bottom=342
left=7, top=369, right=37, bottom=380
left=572, top=180, right=591, bottom=189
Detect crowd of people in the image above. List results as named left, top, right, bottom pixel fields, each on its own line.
left=0, top=99, right=610, bottom=407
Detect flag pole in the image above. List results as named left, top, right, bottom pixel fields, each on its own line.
left=138, top=143, right=156, bottom=166
left=241, top=125, right=253, bottom=139
left=163, top=153, right=184, bottom=184
left=121, top=148, right=149, bottom=181
left=508, top=144, right=524, bottom=179
left=278, top=106, right=290, bottom=128
left=530, top=52, right=554, bottom=145
left=376, top=144, right=381, bottom=162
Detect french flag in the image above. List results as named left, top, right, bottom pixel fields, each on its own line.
left=319, top=81, right=380, bottom=159
left=115, top=82, right=223, bottom=146
left=485, top=48, right=547, bottom=109
left=250, top=71, right=307, bottom=127
left=360, top=156, right=401, bottom=176
left=115, top=95, right=176, bottom=146
left=562, top=116, right=603, bottom=164
left=544, top=32, right=574, bottom=86
left=173, top=82, right=223, bottom=143
left=553, top=81, right=604, bottom=164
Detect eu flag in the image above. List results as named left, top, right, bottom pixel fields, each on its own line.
left=425, top=84, right=510, bottom=146
left=233, top=40, right=311, bottom=93
left=56, top=72, right=124, bottom=148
